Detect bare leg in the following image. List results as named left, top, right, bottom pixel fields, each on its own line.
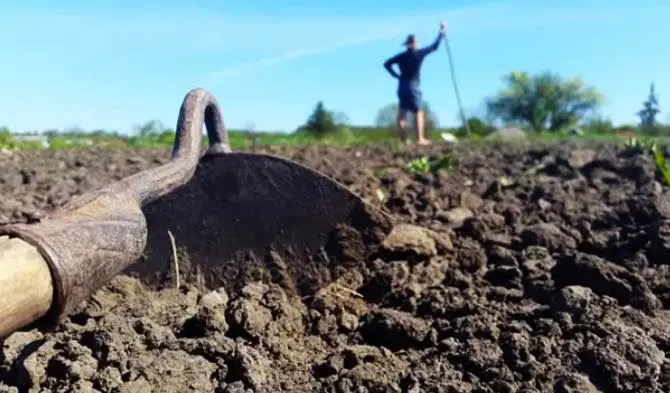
left=396, top=108, right=410, bottom=144
left=415, top=110, right=431, bottom=145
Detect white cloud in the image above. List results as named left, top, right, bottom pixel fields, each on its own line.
left=200, top=29, right=404, bottom=81
left=199, top=2, right=670, bottom=83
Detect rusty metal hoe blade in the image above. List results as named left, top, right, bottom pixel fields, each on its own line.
left=132, top=148, right=394, bottom=294
left=0, top=88, right=228, bottom=338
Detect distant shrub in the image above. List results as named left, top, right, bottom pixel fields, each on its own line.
left=453, top=117, right=494, bottom=138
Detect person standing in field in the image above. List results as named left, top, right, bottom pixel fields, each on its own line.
left=383, top=22, right=446, bottom=145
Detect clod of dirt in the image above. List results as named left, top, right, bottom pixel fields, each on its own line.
left=551, top=252, right=662, bottom=313
left=581, top=320, right=665, bottom=393
left=312, top=345, right=408, bottom=391
left=228, top=344, right=269, bottom=390
left=553, top=373, right=601, bottom=393
left=520, top=222, right=578, bottom=252
left=484, top=265, right=523, bottom=289
left=225, top=283, right=275, bottom=342
left=378, top=224, right=452, bottom=261
left=310, top=272, right=369, bottom=345
left=437, top=207, right=474, bottom=226
left=553, top=285, right=600, bottom=315
left=325, top=201, right=395, bottom=263
left=651, top=190, right=670, bottom=218
left=648, top=220, right=670, bottom=263
left=198, top=288, right=229, bottom=309
left=567, top=149, right=597, bottom=169
left=359, top=309, right=432, bottom=351
left=179, top=306, right=229, bottom=338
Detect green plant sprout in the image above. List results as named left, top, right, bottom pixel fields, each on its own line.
left=407, top=155, right=458, bottom=174
left=653, top=149, right=670, bottom=186
left=623, top=136, right=670, bottom=186
left=624, top=136, right=658, bottom=154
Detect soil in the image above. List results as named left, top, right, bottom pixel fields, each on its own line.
left=1, top=141, right=670, bottom=393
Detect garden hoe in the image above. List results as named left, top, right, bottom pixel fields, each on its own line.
left=0, top=88, right=393, bottom=339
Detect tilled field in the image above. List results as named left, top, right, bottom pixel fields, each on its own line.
left=0, top=141, right=669, bottom=393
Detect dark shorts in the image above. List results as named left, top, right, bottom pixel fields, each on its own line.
left=397, top=83, right=423, bottom=113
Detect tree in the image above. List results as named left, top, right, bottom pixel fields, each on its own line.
left=244, top=122, right=256, bottom=132
left=485, top=71, right=603, bottom=132
left=582, top=116, right=614, bottom=134
left=332, top=111, right=350, bottom=127
left=637, top=82, right=660, bottom=132
left=374, top=102, right=439, bottom=131
left=134, top=120, right=164, bottom=137
left=300, top=101, right=342, bottom=136
left=453, top=116, right=494, bottom=137
left=0, top=126, right=14, bottom=147
left=374, top=103, right=399, bottom=129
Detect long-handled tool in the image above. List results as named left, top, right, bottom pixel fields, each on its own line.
left=443, top=34, right=471, bottom=137
left=0, top=88, right=394, bottom=339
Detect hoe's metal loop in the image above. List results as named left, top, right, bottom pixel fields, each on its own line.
left=0, top=88, right=227, bottom=329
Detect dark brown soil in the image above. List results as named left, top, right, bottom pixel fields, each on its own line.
left=1, top=141, right=669, bottom=393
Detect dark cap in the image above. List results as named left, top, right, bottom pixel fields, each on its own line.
left=403, top=34, right=417, bottom=46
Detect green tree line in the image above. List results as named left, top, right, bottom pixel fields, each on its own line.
left=299, top=70, right=666, bottom=139
left=1, top=70, right=667, bottom=142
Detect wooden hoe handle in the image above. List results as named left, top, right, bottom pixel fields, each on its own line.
left=0, top=236, right=53, bottom=337
left=0, top=88, right=229, bottom=339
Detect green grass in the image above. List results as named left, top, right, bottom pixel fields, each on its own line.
left=2, top=124, right=670, bottom=152
left=2, top=127, right=423, bottom=151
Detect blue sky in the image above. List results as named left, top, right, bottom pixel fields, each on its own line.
left=1, top=0, right=669, bottom=133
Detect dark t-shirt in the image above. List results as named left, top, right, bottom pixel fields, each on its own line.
left=384, top=33, right=444, bottom=88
